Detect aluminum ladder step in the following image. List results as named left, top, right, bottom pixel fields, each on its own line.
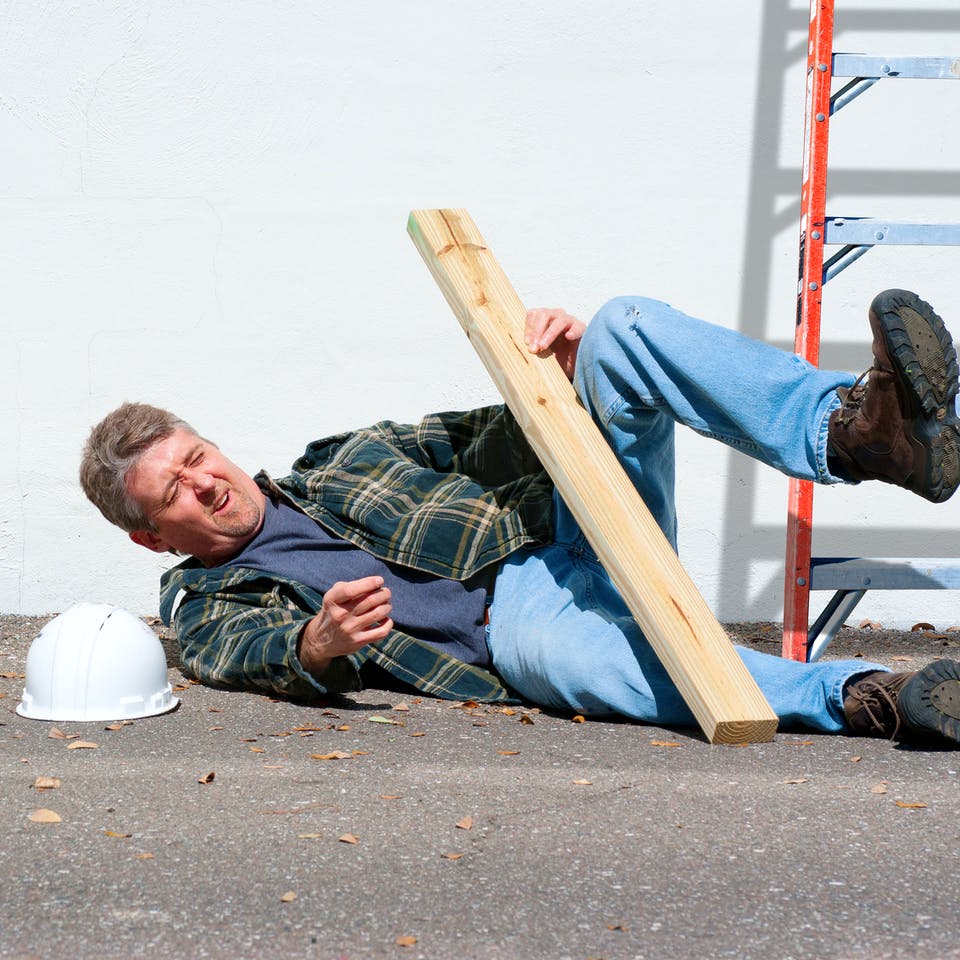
left=806, top=558, right=960, bottom=661
left=833, top=54, right=960, bottom=80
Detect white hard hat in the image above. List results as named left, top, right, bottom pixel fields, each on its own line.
left=17, top=603, right=179, bottom=722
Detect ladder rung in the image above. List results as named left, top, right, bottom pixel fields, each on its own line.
left=825, top=217, right=960, bottom=245
left=833, top=54, right=960, bottom=80
left=810, top=557, right=960, bottom=591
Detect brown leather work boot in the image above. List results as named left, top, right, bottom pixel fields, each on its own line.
left=827, top=289, right=960, bottom=503
left=843, top=659, right=960, bottom=744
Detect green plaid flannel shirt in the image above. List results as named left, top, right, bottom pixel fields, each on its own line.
left=159, top=405, right=555, bottom=703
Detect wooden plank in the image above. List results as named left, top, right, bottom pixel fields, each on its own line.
left=407, top=208, right=778, bottom=744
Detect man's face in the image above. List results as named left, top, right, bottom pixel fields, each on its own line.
left=125, top=429, right=266, bottom=567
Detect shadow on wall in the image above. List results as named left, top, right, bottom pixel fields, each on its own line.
left=719, top=1, right=960, bottom=621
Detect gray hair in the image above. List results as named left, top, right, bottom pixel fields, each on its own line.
left=80, top=402, right=198, bottom=532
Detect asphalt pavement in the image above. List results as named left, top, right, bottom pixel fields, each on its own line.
left=2, top=615, right=959, bottom=960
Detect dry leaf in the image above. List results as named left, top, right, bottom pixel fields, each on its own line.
left=380, top=794, right=402, bottom=800
left=910, top=623, right=935, bottom=633
left=104, top=830, right=132, bottom=838
left=894, top=800, right=928, bottom=809
left=650, top=741, right=680, bottom=748
left=298, top=833, right=323, bottom=839
left=29, top=808, right=62, bottom=824
left=455, top=816, right=474, bottom=831
left=135, top=853, right=154, bottom=860
left=67, top=741, right=99, bottom=750
left=351, top=750, right=370, bottom=756
left=891, top=655, right=914, bottom=662
left=249, top=746, right=265, bottom=753
left=33, top=776, right=61, bottom=791
left=198, top=771, right=216, bottom=784
left=293, top=725, right=325, bottom=732
left=47, top=727, right=78, bottom=741
left=460, top=700, right=479, bottom=710
left=858, top=619, right=883, bottom=630
left=338, top=833, right=359, bottom=844
left=395, top=936, right=417, bottom=948
left=519, top=714, right=535, bottom=725
left=784, top=740, right=814, bottom=746
left=500, top=708, right=516, bottom=716
left=497, top=750, right=520, bottom=756
left=849, top=756, right=862, bottom=763
left=392, top=703, right=410, bottom=712
left=368, top=715, right=403, bottom=725
left=607, top=924, right=629, bottom=932
left=441, top=853, right=463, bottom=860
left=280, top=891, right=297, bottom=902
left=571, top=715, right=586, bottom=724
left=572, top=779, right=593, bottom=786
left=783, top=778, right=809, bottom=785
left=870, top=783, right=888, bottom=795
left=104, top=723, right=123, bottom=731
left=409, top=732, right=426, bottom=738
left=311, top=751, right=352, bottom=761
left=239, top=737, right=257, bottom=743
left=335, top=725, right=351, bottom=732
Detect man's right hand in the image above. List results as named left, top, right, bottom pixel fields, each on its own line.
left=297, top=576, right=393, bottom=677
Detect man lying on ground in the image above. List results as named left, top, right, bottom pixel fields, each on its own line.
left=81, top=289, right=960, bottom=745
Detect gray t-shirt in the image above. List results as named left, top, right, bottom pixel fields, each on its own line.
left=228, top=499, right=492, bottom=666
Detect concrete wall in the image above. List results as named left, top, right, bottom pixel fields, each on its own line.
left=3, top=0, right=960, bottom=629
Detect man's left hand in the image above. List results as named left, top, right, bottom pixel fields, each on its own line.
left=524, top=307, right=586, bottom=380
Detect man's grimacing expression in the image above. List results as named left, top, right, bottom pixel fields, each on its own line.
left=124, top=429, right=266, bottom=566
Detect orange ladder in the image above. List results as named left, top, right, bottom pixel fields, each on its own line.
left=783, top=1, right=960, bottom=662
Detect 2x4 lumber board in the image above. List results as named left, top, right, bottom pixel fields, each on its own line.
left=407, top=209, right=777, bottom=745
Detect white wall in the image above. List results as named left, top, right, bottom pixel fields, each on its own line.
left=3, top=0, right=960, bottom=628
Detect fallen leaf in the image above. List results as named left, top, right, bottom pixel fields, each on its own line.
left=209, top=726, right=224, bottom=731
left=849, top=756, right=862, bottom=763
left=198, top=771, right=216, bottom=784
left=497, top=750, right=520, bottom=756
left=335, top=725, right=351, bottom=732
left=891, top=655, right=914, bottom=662
left=33, top=776, right=61, bottom=791
left=783, top=778, right=809, bottom=785
left=104, top=830, right=132, bottom=838
left=135, top=853, right=154, bottom=860
left=368, top=715, right=403, bottom=725
left=870, top=783, right=888, bottom=795
left=249, top=746, right=265, bottom=753
left=500, top=707, right=516, bottom=716
left=519, top=714, right=535, bottom=725
left=172, top=683, right=189, bottom=692
left=298, top=833, right=323, bottom=839
left=409, top=732, right=426, bottom=738
left=380, top=794, right=402, bottom=800
left=351, top=750, right=370, bottom=756
left=392, top=703, right=410, bottom=712
left=894, top=800, right=928, bottom=809
left=311, top=751, right=352, bottom=761
left=455, top=816, right=474, bottom=831
left=338, top=833, right=359, bottom=844
left=29, top=808, right=61, bottom=823
left=650, top=741, right=680, bottom=748
left=47, top=727, right=78, bottom=741
left=280, top=891, right=297, bottom=902
left=441, top=853, right=463, bottom=860
left=784, top=740, right=814, bottom=746
left=208, top=707, right=222, bottom=713
left=572, top=779, right=593, bottom=786
left=472, top=721, right=488, bottom=727
left=293, top=725, right=326, bottom=732
left=858, top=619, right=883, bottom=630
left=239, top=737, right=257, bottom=743
left=396, top=936, right=417, bottom=948
left=571, top=715, right=586, bottom=724
left=104, top=723, right=123, bottom=731
left=607, top=924, right=629, bottom=932
left=0, top=671, right=25, bottom=678
left=910, top=623, right=935, bottom=633
left=460, top=700, right=479, bottom=710
left=66, top=741, right=98, bottom=750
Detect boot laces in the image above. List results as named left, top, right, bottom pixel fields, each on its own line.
left=845, top=673, right=911, bottom=740
left=835, top=368, right=871, bottom=426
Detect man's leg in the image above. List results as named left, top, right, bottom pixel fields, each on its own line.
left=487, top=536, right=880, bottom=733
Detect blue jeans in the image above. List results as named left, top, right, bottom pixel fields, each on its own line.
left=487, top=297, right=885, bottom=733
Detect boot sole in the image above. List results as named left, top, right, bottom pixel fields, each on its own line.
left=871, top=290, right=960, bottom=502
left=870, top=289, right=959, bottom=427
left=898, top=658, right=960, bottom=743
